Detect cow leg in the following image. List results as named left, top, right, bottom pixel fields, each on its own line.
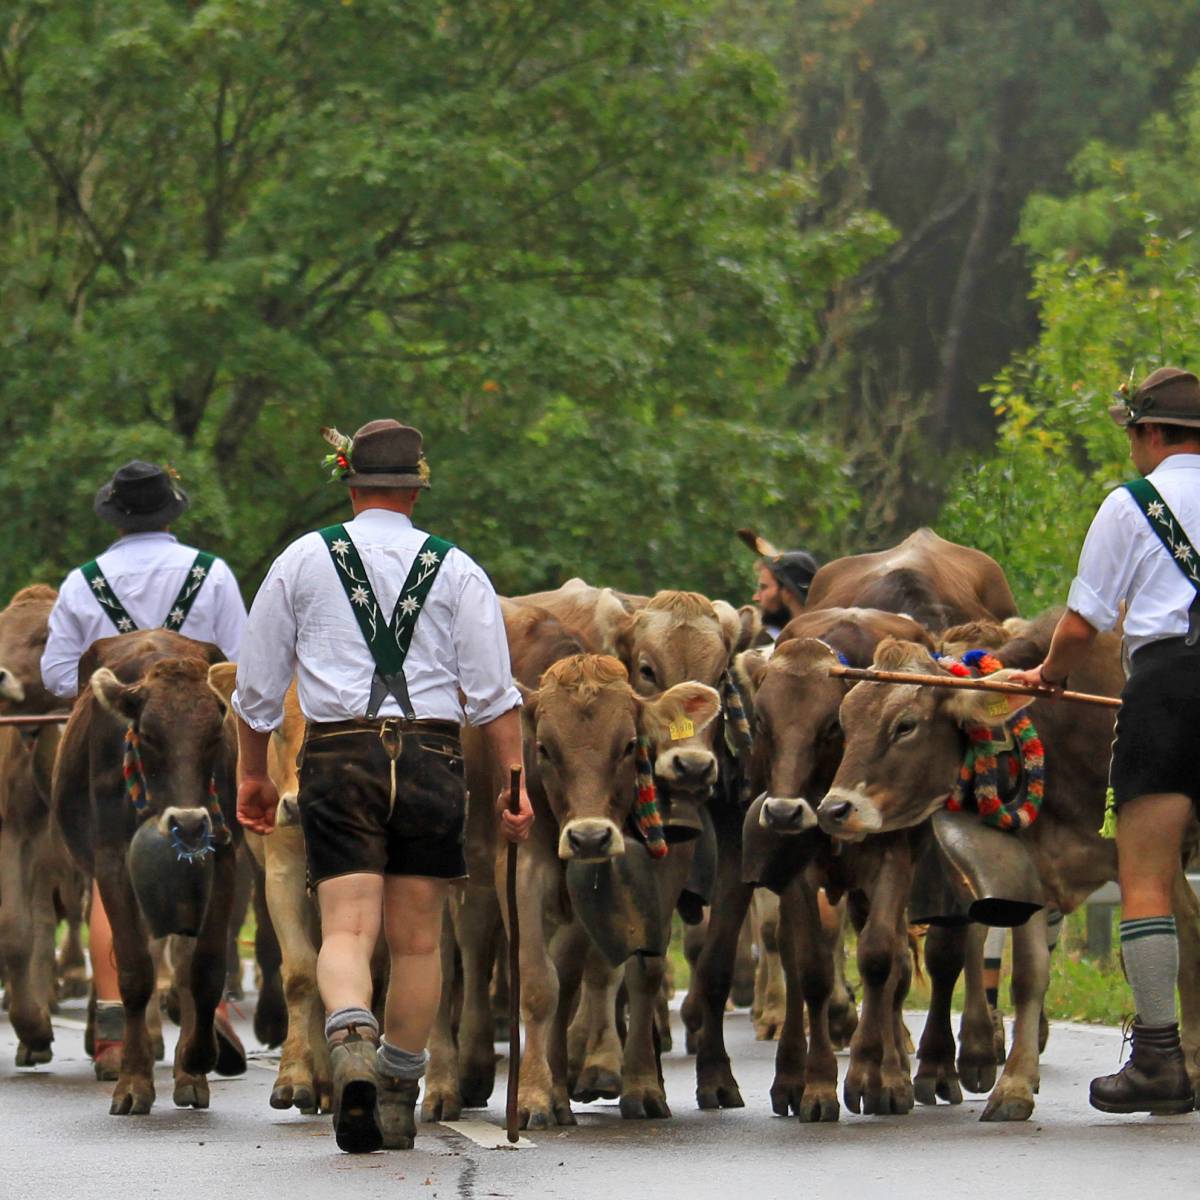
left=455, top=882, right=503, bottom=1108
left=1171, top=869, right=1200, bottom=1104
left=981, top=908, right=1047, bottom=1121
left=681, top=910, right=707, bottom=1054
left=620, top=951, right=671, bottom=1119
left=824, top=894, right=858, bottom=1050
left=422, top=900, right=463, bottom=1121
left=95, top=850, right=156, bottom=1115
left=252, top=854, right=287, bottom=1048
left=914, top=924, right=966, bottom=1105
left=498, top=847, right=572, bottom=1129
left=224, top=843, right=253, bottom=1000
left=844, top=837, right=914, bottom=1116
left=569, top=946, right=623, bottom=1101
left=753, top=891, right=786, bottom=1041
left=0, top=824, right=55, bottom=1064
left=548, top=922, right=587, bottom=1124
left=957, top=921, right=998, bottom=1093
left=178, top=844, right=236, bottom=1086
left=55, top=870, right=90, bottom=1000
left=146, top=938, right=166, bottom=1061
left=170, top=937, right=210, bottom=1109
left=263, top=825, right=327, bottom=1113
left=731, top=908, right=757, bottom=1008
left=685, top=858, right=754, bottom=1109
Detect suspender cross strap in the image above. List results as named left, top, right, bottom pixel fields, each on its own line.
left=80, top=551, right=215, bottom=636
left=318, top=525, right=454, bottom=719
left=1122, top=478, right=1200, bottom=646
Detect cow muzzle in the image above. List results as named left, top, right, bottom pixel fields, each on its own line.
left=558, top=818, right=625, bottom=862
left=156, top=805, right=216, bottom=857
left=758, top=794, right=818, bottom=834
left=817, top=786, right=883, bottom=838
left=0, top=666, right=25, bottom=703
left=654, top=746, right=718, bottom=792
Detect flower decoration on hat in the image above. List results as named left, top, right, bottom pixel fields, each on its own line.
left=320, top=426, right=354, bottom=481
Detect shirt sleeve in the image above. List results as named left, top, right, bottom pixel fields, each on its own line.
left=451, top=557, right=522, bottom=726
left=1066, top=489, right=1142, bottom=632
left=231, top=553, right=299, bottom=732
left=210, top=558, right=249, bottom=661
left=40, top=572, right=89, bottom=700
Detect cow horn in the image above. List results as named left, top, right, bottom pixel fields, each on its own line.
left=736, top=528, right=780, bottom=558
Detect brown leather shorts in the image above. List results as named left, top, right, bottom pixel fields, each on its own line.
left=297, top=718, right=467, bottom=885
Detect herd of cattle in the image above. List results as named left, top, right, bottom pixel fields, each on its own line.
left=2, top=527, right=1199, bottom=1133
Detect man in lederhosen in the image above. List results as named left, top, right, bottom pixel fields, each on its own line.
left=232, top=420, right=533, bottom=1154
left=1011, top=367, right=1200, bottom=1115
left=41, top=460, right=248, bottom=1078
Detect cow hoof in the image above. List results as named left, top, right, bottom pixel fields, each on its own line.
left=173, top=1076, right=210, bottom=1109
left=620, top=1088, right=671, bottom=1120
left=58, top=971, right=89, bottom=1001
left=980, top=1090, right=1035, bottom=1122
left=15, top=1042, right=53, bottom=1068
left=459, top=1063, right=496, bottom=1109
left=957, top=1055, right=998, bottom=1095
left=94, top=1043, right=122, bottom=1082
left=214, top=1010, right=247, bottom=1077
left=845, top=1075, right=913, bottom=1116
left=754, top=1018, right=782, bottom=1042
left=796, top=1088, right=840, bottom=1123
left=769, top=1079, right=803, bottom=1116
left=520, top=1107, right=552, bottom=1131
left=110, top=1077, right=155, bottom=1116
left=913, top=1070, right=962, bottom=1106
left=421, top=1090, right=462, bottom=1123
left=572, top=1066, right=621, bottom=1102
left=696, top=1082, right=744, bottom=1110
left=828, top=1002, right=859, bottom=1051
left=270, top=1081, right=317, bottom=1113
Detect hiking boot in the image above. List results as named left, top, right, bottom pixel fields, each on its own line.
left=1089, top=1019, right=1195, bottom=1115
left=377, top=1075, right=420, bottom=1150
left=329, top=1025, right=383, bottom=1153
left=93, top=1000, right=124, bottom=1082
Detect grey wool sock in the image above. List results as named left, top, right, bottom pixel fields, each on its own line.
left=1120, top=916, right=1179, bottom=1026
left=377, top=1041, right=428, bottom=1081
left=324, top=1007, right=378, bottom=1041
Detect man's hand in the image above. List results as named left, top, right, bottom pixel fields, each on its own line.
left=496, top=782, right=534, bottom=844
left=238, top=773, right=280, bottom=835
left=1007, top=662, right=1066, bottom=693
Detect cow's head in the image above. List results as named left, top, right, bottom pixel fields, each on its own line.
left=91, top=656, right=230, bottom=849
left=0, top=585, right=57, bottom=714
left=208, top=663, right=304, bottom=828
left=741, top=638, right=847, bottom=836
left=615, top=592, right=754, bottom=795
left=817, top=639, right=1028, bottom=839
left=520, top=654, right=720, bottom=861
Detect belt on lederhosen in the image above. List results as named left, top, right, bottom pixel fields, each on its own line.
left=303, top=717, right=463, bottom=819
left=1129, top=636, right=1200, bottom=674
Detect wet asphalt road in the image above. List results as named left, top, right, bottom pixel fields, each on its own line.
left=0, top=993, right=1195, bottom=1200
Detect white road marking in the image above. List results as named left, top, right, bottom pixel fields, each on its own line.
left=50, top=1017, right=88, bottom=1032
left=440, top=1119, right=534, bottom=1149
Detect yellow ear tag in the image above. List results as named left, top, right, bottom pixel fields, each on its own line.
left=669, top=717, right=695, bottom=741
left=985, top=695, right=1009, bottom=721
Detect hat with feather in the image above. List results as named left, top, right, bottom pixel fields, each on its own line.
left=321, top=420, right=431, bottom=490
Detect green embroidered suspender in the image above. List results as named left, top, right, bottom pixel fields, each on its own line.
left=80, top=551, right=215, bottom=635
left=318, top=525, right=454, bottom=718
left=1122, top=477, right=1200, bottom=646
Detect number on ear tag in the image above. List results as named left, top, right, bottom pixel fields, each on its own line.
left=669, top=717, right=695, bottom=741
left=985, top=696, right=1010, bottom=720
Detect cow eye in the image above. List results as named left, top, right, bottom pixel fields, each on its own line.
left=638, top=662, right=657, bottom=684
left=623, top=738, right=638, bottom=758
left=891, top=718, right=918, bottom=741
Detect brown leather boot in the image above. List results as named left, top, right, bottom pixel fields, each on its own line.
left=1089, top=1019, right=1195, bottom=1115
left=378, top=1076, right=420, bottom=1150
left=329, top=1025, right=383, bottom=1153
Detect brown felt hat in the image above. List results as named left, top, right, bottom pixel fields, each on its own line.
left=343, top=420, right=430, bottom=489
left=1109, top=366, right=1200, bottom=430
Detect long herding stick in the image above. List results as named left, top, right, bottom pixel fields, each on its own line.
left=505, top=764, right=523, bottom=1145
left=829, top=665, right=1121, bottom=709
left=0, top=714, right=70, bottom=727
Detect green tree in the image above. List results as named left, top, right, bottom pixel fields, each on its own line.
left=0, top=0, right=891, bottom=604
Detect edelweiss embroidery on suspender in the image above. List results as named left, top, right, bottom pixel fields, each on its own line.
left=319, top=525, right=454, bottom=719
left=1123, top=477, right=1200, bottom=646
left=80, top=552, right=215, bottom=635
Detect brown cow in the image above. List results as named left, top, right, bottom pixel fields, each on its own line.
left=817, top=613, right=1200, bottom=1117
left=53, top=630, right=239, bottom=1115
left=502, top=654, right=720, bottom=1127
left=0, top=585, right=82, bottom=1066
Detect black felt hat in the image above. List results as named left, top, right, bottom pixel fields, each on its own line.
left=766, top=550, right=820, bottom=601
left=94, top=461, right=189, bottom=531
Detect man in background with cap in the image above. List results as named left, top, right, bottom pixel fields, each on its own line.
left=41, top=460, right=248, bottom=1079
left=1011, top=366, right=1200, bottom=1116
left=753, top=549, right=819, bottom=640
left=232, top=419, right=533, bottom=1154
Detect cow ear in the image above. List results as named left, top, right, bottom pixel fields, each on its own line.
left=207, top=662, right=238, bottom=706
left=640, top=682, right=721, bottom=743
left=612, top=611, right=637, bottom=670
left=90, top=667, right=146, bottom=725
left=711, top=600, right=742, bottom=656
left=594, top=588, right=632, bottom=657
left=942, top=670, right=1032, bottom=727
left=516, top=681, right=539, bottom=737
left=734, top=647, right=770, bottom=696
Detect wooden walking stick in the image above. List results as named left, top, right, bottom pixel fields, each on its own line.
left=0, top=714, right=70, bottom=727
left=504, top=763, right=523, bottom=1145
left=828, top=665, right=1122, bottom=709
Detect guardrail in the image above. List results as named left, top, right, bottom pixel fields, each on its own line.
left=1083, top=874, right=1200, bottom=957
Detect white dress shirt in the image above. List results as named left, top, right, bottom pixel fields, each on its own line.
left=1067, top=453, right=1200, bottom=655
left=232, top=508, right=521, bottom=731
left=41, top=532, right=248, bottom=699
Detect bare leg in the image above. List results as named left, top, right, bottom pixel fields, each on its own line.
left=317, top=872, right=384, bottom=1015
left=381, top=876, right=450, bottom=1053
